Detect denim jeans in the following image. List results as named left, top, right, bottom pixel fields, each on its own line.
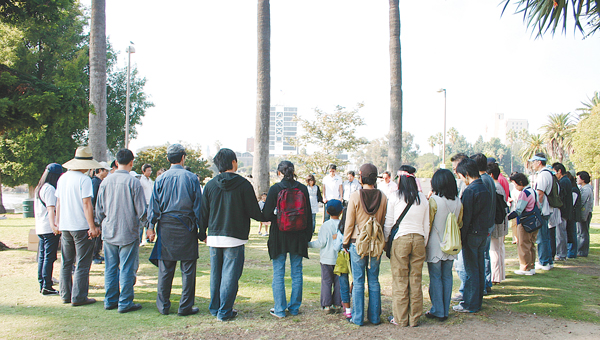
left=484, top=234, right=492, bottom=291
left=339, top=273, right=350, bottom=304
left=272, top=253, right=303, bottom=317
left=460, top=234, right=487, bottom=312
left=577, top=217, right=591, bottom=257
left=209, top=245, right=245, bottom=320
left=104, top=241, right=139, bottom=311
left=60, top=230, right=94, bottom=304
left=349, top=244, right=381, bottom=325
left=455, top=251, right=466, bottom=297
left=536, top=216, right=553, bottom=266
left=427, top=260, right=454, bottom=318
left=556, top=218, right=568, bottom=259
left=38, top=233, right=60, bottom=290
left=312, top=213, right=317, bottom=233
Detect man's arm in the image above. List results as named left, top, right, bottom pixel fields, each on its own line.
left=55, top=198, right=61, bottom=230
left=82, top=197, right=99, bottom=239
left=322, top=182, right=327, bottom=203
left=338, top=183, right=343, bottom=200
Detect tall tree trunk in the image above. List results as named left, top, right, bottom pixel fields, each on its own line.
left=0, top=173, right=6, bottom=214
left=387, top=0, right=402, bottom=173
left=252, top=0, right=271, bottom=197
left=89, top=0, right=108, bottom=161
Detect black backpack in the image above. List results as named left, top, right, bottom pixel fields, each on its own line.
left=494, top=193, right=507, bottom=224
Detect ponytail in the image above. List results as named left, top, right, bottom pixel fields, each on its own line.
left=277, top=160, right=296, bottom=181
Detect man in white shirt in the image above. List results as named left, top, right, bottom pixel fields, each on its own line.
left=379, top=171, right=398, bottom=198
left=56, top=146, right=102, bottom=306
left=530, top=153, right=554, bottom=270
left=139, top=163, right=153, bottom=243
left=322, top=164, right=343, bottom=222
left=342, top=171, right=361, bottom=206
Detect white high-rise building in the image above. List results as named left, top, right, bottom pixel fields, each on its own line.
left=485, top=113, right=529, bottom=143
left=269, top=106, right=298, bottom=155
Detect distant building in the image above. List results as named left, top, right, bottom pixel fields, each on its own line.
left=235, top=151, right=254, bottom=168
left=246, top=137, right=254, bottom=153
left=485, top=113, right=529, bottom=144
left=269, top=106, right=298, bottom=155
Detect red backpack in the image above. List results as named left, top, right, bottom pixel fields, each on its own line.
left=276, top=187, right=308, bottom=232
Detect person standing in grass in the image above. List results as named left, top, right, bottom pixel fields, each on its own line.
left=95, top=149, right=147, bottom=313
left=486, top=162, right=508, bottom=284
left=308, top=199, right=344, bottom=314
left=453, top=158, right=491, bottom=313
left=56, top=146, right=102, bottom=306
left=306, top=174, right=323, bottom=233
left=508, top=173, right=539, bottom=275
left=34, top=163, right=64, bottom=296
left=576, top=171, right=594, bottom=257
left=263, top=161, right=312, bottom=318
left=200, top=148, right=265, bottom=322
left=258, top=193, right=270, bottom=236
left=147, top=144, right=203, bottom=316
left=425, top=168, right=462, bottom=321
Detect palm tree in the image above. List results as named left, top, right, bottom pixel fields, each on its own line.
left=252, top=0, right=270, bottom=196
left=501, top=0, right=600, bottom=37
left=541, top=113, right=575, bottom=163
left=576, top=91, right=600, bottom=121
left=89, top=0, right=107, bottom=161
left=427, top=135, right=436, bottom=154
left=448, top=127, right=459, bottom=145
left=521, top=133, right=546, bottom=165
left=387, top=0, right=402, bottom=172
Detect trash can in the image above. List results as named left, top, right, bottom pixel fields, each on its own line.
left=23, top=199, right=35, bottom=218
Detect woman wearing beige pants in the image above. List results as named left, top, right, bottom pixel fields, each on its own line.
left=508, top=173, right=540, bottom=275
left=384, top=166, right=430, bottom=327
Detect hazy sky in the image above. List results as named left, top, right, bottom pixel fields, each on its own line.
left=82, top=0, right=600, bottom=157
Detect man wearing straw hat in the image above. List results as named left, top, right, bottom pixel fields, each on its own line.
left=56, top=146, right=102, bottom=306
left=147, top=144, right=203, bottom=316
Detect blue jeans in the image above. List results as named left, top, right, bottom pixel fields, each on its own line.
left=536, top=216, right=554, bottom=265
left=460, top=234, right=487, bottom=312
left=339, top=273, right=350, bottom=304
left=209, top=245, right=245, bottom=320
left=349, top=244, right=381, bottom=325
left=455, top=251, right=466, bottom=297
left=577, top=217, right=591, bottom=257
left=272, top=253, right=303, bottom=317
left=104, top=241, right=139, bottom=311
left=38, top=233, right=60, bottom=291
left=427, top=260, right=454, bottom=318
left=484, top=234, right=492, bottom=291
left=312, top=213, right=317, bottom=233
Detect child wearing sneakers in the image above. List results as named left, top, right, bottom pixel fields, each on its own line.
left=309, top=199, right=343, bottom=313
left=335, top=206, right=352, bottom=319
left=258, top=193, right=270, bottom=236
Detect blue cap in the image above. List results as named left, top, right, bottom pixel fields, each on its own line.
left=487, top=157, right=497, bottom=164
left=47, top=163, right=63, bottom=174
left=528, top=155, right=547, bottom=162
left=326, top=199, right=343, bottom=215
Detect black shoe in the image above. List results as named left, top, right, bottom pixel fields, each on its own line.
left=119, top=303, right=142, bottom=313
left=218, top=309, right=238, bottom=322
left=41, top=288, right=59, bottom=295
left=178, top=307, right=199, bottom=316
left=72, top=298, right=96, bottom=306
left=158, top=309, right=169, bottom=315
left=425, top=311, right=448, bottom=321
left=104, top=304, right=118, bottom=310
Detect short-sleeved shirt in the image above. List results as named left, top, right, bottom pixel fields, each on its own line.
left=56, top=171, right=94, bottom=231
left=534, top=169, right=553, bottom=216
left=322, top=174, right=343, bottom=201
left=140, top=175, right=153, bottom=205
left=35, top=183, right=57, bottom=235
left=343, top=179, right=361, bottom=201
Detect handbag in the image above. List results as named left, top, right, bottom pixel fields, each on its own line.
left=385, top=201, right=413, bottom=259
left=520, top=189, right=543, bottom=233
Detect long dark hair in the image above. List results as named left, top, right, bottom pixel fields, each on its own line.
left=278, top=160, right=296, bottom=181
left=431, top=169, right=458, bottom=200
left=397, top=165, right=420, bottom=205
left=34, top=170, right=61, bottom=201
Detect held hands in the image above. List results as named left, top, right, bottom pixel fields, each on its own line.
left=88, top=226, right=101, bottom=239
left=147, top=229, right=156, bottom=242
left=51, top=225, right=61, bottom=235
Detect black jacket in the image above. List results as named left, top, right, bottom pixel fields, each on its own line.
left=460, top=178, right=492, bottom=243
left=263, top=178, right=313, bottom=260
left=200, top=172, right=264, bottom=241
left=558, top=176, right=573, bottom=221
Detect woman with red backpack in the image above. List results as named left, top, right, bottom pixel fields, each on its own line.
left=263, top=161, right=313, bottom=318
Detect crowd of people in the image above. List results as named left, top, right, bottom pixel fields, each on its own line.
left=33, top=145, right=595, bottom=326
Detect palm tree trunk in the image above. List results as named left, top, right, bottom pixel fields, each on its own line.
left=252, top=0, right=271, bottom=196
left=387, top=0, right=402, bottom=172
left=89, top=0, right=108, bottom=161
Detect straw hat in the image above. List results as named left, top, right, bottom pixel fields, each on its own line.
left=63, top=146, right=103, bottom=170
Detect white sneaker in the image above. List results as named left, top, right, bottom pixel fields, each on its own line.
left=535, top=262, right=543, bottom=270
left=514, top=269, right=535, bottom=275
left=541, top=264, right=554, bottom=270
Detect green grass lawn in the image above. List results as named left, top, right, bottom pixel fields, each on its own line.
left=1, top=211, right=599, bottom=339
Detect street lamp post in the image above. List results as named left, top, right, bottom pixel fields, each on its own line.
left=125, top=44, right=135, bottom=149
left=437, top=88, right=447, bottom=168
